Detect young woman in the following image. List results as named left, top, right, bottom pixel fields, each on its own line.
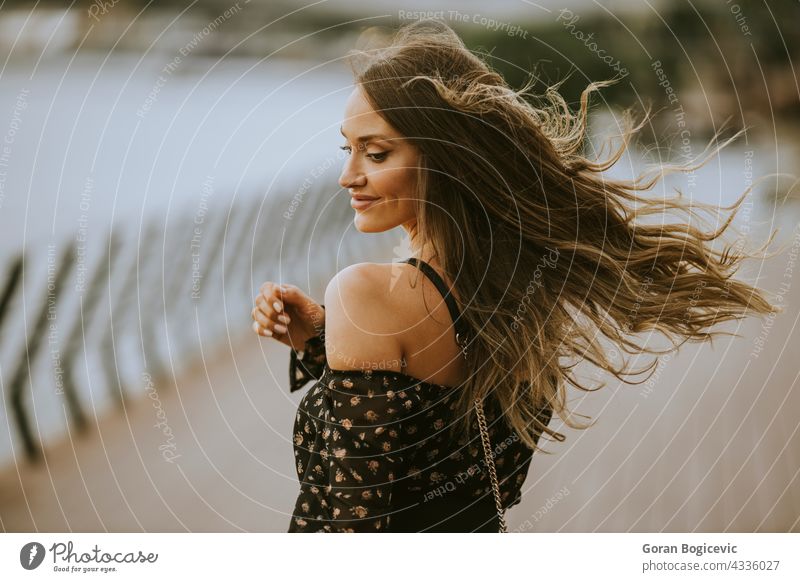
left=251, top=19, right=779, bottom=532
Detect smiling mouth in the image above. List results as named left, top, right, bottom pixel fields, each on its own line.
left=350, top=197, right=380, bottom=210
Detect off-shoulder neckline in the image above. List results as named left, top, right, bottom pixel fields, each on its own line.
left=323, top=362, right=460, bottom=391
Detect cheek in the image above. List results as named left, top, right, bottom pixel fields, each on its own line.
left=372, top=165, right=417, bottom=202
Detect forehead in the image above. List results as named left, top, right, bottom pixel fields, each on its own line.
left=341, top=86, right=394, bottom=136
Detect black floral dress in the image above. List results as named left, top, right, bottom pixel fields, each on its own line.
left=287, top=260, right=553, bottom=533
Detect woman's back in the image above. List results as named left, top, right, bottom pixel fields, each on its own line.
left=380, top=258, right=469, bottom=388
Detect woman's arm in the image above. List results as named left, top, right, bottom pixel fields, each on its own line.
left=319, top=265, right=417, bottom=531
left=323, top=264, right=405, bottom=373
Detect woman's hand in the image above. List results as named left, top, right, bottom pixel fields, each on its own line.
left=251, top=282, right=325, bottom=350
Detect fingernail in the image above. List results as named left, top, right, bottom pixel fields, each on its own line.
left=274, top=324, right=287, bottom=334
left=279, top=314, right=290, bottom=324
left=273, top=301, right=282, bottom=313
left=254, top=322, right=272, bottom=337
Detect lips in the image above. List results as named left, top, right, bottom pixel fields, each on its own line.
left=350, top=196, right=380, bottom=210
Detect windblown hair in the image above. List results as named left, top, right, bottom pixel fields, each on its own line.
left=345, top=18, right=782, bottom=452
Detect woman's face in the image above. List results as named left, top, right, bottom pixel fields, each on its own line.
left=338, top=85, right=421, bottom=233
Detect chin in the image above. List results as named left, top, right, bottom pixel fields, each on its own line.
left=353, top=211, right=398, bottom=233
left=353, top=216, right=390, bottom=233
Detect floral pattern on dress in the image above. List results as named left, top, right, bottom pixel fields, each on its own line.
left=287, top=333, right=553, bottom=533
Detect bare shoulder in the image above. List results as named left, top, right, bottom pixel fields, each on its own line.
left=323, top=262, right=408, bottom=373
left=325, top=261, right=466, bottom=385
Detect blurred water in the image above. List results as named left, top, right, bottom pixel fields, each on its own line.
left=589, top=110, right=800, bottom=243
left=0, top=53, right=354, bottom=253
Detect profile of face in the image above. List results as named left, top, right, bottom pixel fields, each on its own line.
left=338, top=85, right=422, bottom=233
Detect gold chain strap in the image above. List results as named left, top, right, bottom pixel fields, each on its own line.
left=460, top=331, right=506, bottom=532
left=474, top=397, right=507, bottom=533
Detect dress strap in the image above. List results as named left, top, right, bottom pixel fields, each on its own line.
left=404, top=257, right=471, bottom=359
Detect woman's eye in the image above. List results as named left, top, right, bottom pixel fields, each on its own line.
left=338, top=145, right=387, bottom=162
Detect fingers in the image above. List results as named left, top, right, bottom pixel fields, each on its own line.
left=253, top=297, right=291, bottom=325
left=274, top=283, right=301, bottom=313
left=252, top=312, right=290, bottom=337
left=256, top=312, right=286, bottom=328
left=251, top=305, right=290, bottom=333
left=252, top=282, right=292, bottom=337
left=252, top=320, right=272, bottom=337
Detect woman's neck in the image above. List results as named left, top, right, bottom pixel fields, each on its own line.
left=403, top=221, right=437, bottom=266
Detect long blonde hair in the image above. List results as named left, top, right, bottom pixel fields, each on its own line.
left=345, top=18, right=782, bottom=452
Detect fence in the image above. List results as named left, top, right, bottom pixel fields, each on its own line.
left=0, top=173, right=399, bottom=466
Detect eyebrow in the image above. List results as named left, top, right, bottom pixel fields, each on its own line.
left=339, top=126, right=391, bottom=143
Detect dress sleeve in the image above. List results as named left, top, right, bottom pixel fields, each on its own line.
left=322, top=372, right=418, bottom=532
left=288, top=305, right=326, bottom=393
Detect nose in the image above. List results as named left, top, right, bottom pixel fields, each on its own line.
left=338, top=155, right=366, bottom=190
